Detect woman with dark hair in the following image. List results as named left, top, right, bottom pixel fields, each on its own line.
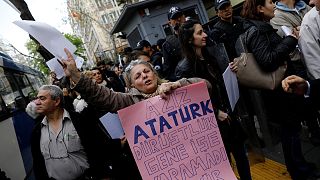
left=176, top=19, right=252, bottom=180
left=240, top=0, right=319, bottom=179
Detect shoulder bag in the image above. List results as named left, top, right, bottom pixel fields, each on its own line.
left=234, top=30, right=287, bottom=90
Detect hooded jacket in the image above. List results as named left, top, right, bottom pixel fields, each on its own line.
left=271, top=1, right=311, bottom=38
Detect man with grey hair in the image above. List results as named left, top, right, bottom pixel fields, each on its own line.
left=30, top=85, right=117, bottom=179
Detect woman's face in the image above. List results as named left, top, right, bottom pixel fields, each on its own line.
left=92, top=69, right=103, bottom=84
left=192, top=24, right=207, bottom=48
left=114, top=66, right=121, bottom=76
left=130, top=64, right=158, bottom=94
left=259, top=0, right=275, bottom=20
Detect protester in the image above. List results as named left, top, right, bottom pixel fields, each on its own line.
left=270, top=0, right=320, bottom=146
left=175, top=19, right=252, bottom=180
left=134, top=39, right=163, bottom=77
left=162, top=6, right=186, bottom=81
left=240, top=0, right=319, bottom=179
left=30, top=85, right=117, bottom=180
left=270, top=0, right=311, bottom=78
left=299, top=0, right=320, bottom=79
left=49, top=71, right=62, bottom=88
left=93, top=64, right=126, bottom=93
left=210, top=0, right=246, bottom=59
left=59, top=48, right=210, bottom=179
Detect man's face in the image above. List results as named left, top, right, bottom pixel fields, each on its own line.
left=310, top=0, right=320, bottom=12
left=35, top=90, right=59, bottom=115
left=169, top=14, right=186, bottom=31
left=217, top=4, right=233, bottom=21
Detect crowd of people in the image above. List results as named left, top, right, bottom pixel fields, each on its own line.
left=27, top=0, right=320, bottom=179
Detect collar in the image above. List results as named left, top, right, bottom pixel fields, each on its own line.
left=41, top=109, right=71, bottom=126
left=276, top=1, right=307, bottom=12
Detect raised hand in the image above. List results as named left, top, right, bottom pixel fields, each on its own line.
left=60, top=48, right=81, bottom=84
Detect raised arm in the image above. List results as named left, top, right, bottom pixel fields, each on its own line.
left=61, top=48, right=134, bottom=113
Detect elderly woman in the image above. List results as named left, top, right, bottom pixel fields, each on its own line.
left=60, top=48, right=209, bottom=179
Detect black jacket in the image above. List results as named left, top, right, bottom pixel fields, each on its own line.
left=162, top=34, right=182, bottom=81
left=210, top=16, right=246, bottom=59
left=238, top=20, right=304, bottom=129
left=31, top=105, right=121, bottom=180
left=175, top=48, right=246, bottom=146
left=240, top=20, right=297, bottom=73
left=310, top=79, right=320, bottom=108
left=150, top=51, right=164, bottom=77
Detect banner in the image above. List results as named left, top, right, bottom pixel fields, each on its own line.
left=118, top=82, right=237, bottom=180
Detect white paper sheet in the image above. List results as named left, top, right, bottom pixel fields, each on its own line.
left=281, top=26, right=292, bottom=36
left=100, top=113, right=125, bottom=139
left=46, top=55, right=84, bottom=79
left=222, top=66, right=239, bottom=111
left=13, top=20, right=76, bottom=59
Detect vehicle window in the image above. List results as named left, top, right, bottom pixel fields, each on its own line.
left=0, top=68, right=18, bottom=110
left=13, top=73, right=33, bottom=97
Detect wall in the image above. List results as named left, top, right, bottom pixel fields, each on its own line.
left=121, top=0, right=209, bottom=48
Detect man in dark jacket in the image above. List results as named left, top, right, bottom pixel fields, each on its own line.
left=31, top=85, right=119, bottom=179
left=97, top=61, right=125, bottom=92
left=134, top=40, right=164, bottom=77
left=209, top=0, right=245, bottom=60
left=162, top=6, right=185, bottom=81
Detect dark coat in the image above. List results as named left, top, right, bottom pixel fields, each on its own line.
left=310, top=79, right=320, bottom=108
left=31, top=105, right=121, bottom=180
left=150, top=51, right=164, bottom=77
left=175, top=48, right=247, bottom=148
left=210, top=16, right=246, bottom=59
left=241, top=20, right=297, bottom=73
left=162, top=34, right=182, bottom=81
left=239, top=20, right=304, bottom=130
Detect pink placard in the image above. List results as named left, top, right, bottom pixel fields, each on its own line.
left=118, top=82, right=237, bottom=180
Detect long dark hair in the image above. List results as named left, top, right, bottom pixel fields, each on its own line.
left=241, top=0, right=266, bottom=21
left=178, top=19, right=201, bottom=62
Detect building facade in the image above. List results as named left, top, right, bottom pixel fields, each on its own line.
left=68, top=0, right=244, bottom=65
left=111, top=0, right=244, bottom=48
left=67, top=0, right=131, bottom=65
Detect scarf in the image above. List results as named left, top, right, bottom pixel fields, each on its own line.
left=139, top=85, right=161, bottom=99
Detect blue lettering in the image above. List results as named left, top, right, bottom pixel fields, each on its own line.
left=200, top=100, right=214, bottom=115
left=145, top=119, right=157, bottom=135
left=134, top=125, right=150, bottom=144
left=189, top=103, right=202, bottom=119
left=179, top=106, right=191, bottom=123
left=168, top=110, right=179, bottom=126
left=159, top=116, right=172, bottom=133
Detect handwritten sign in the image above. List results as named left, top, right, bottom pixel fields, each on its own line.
left=118, top=82, right=237, bottom=180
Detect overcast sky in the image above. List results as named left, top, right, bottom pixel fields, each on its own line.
left=0, top=0, right=72, bottom=54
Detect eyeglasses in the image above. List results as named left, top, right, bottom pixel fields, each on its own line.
left=46, top=125, right=69, bottom=159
